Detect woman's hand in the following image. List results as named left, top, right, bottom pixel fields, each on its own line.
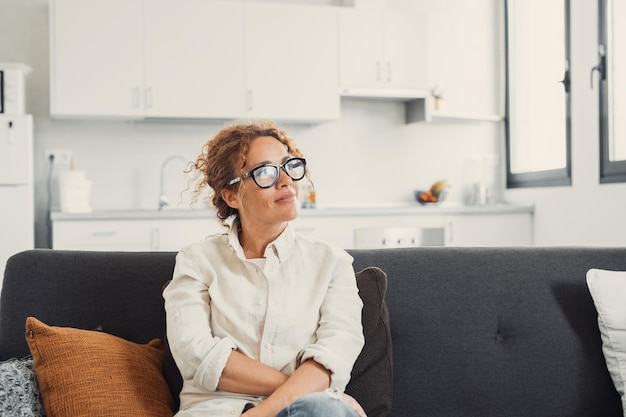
left=240, top=392, right=367, bottom=417
left=342, top=393, right=367, bottom=417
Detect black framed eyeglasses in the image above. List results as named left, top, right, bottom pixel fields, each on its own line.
left=228, top=157, right=307, bottom=189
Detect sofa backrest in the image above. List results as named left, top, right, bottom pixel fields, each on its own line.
left=0, top=250, right=176, bottom=359
left=1, top=247, right=625, bottom=417
left=349, top=246, right=625, bottom=417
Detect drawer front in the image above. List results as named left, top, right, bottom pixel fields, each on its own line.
left=153, top=219, right=223, bottom=251
left=53, top=220, right=155, bottom=251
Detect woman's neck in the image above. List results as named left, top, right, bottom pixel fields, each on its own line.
left=238, top=221, right=287, bottom=259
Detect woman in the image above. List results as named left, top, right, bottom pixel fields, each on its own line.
left=163, top=121, right=366, bottom=417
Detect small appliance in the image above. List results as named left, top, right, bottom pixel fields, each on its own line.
left=0, top=63, right=31, bottom=115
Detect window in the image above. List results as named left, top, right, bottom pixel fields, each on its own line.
left=598, top=0, right=626, bottom=183
left=504, top=0, right=571, bottom=188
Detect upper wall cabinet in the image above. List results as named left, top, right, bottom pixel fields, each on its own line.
left=143, top=0, right=246, bottom=119
left=244, top=3, right=340, bottom=121
left=338, top=7, right=428, bottom=96
left=50, top=0, right=144, bottom=117
left=50, top=0, right=340, bottom=122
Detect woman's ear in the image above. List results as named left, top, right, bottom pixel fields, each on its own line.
left=221, top=188, right=240, bottom=209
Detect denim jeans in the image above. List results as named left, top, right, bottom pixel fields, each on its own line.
left=275, top=390, right=359, bottom=417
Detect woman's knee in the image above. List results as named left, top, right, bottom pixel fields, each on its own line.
left=277, top=390, right=357, bottom=417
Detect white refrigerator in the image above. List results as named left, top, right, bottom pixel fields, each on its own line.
left=0, top=114, right=34, bottom=291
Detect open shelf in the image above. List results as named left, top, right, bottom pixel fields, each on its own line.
left=339, top=92, right=502, bottom=124
left=340, top=88, right=428, bottom=101
left=429, top=111, right=503, bottom=123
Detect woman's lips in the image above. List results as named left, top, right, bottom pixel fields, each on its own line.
left=276, top=193, right=296, bottom=203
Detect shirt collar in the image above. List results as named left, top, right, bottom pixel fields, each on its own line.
left=228, top=221, right=295, bottom=263
left=271, top=223, right=295, bottom=261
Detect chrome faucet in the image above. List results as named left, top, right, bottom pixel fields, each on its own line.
left=158, top=155, right=187, bottom=210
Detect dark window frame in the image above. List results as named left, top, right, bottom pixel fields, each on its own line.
left=598, top=0, right=626, bottom=183
left=504, top=0, right=572, bottom=189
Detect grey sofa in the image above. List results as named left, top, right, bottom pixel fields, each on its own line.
left=1, top=247, right=624, bottom=416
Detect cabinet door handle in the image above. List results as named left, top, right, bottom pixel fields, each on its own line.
left=91, top=231, right=116, bottom=237
left=295, top=227, right=316, bottom=233
left=246, top=90, right=254, bottom=111
left=145, top=87, right=153, bottom=109
left=132, top=87, right=140, bottom=109
left=151, top=228, right=160, bottom=250
left=7, top=120, right=14, bottom=144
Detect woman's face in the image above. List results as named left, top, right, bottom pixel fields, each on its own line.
left=223, top=135, right=300, bottom=229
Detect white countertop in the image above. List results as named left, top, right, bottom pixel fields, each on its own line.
left=51, top=202, right=534, bottom=221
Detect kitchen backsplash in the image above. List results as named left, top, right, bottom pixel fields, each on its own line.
left=42, top=98, right=503, bottom=212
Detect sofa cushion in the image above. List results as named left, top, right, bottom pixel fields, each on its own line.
left=587, top=269, right=626, bottom=415
left=345, top=266, right=393, bottom=417
left=25, top=317, right=174, bottom=417
left=0, top=356, right=44, bottom=417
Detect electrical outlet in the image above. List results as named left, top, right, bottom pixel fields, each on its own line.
left=46, top=150, right=73, bottom=165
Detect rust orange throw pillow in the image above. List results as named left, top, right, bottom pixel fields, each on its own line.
left=25, top=317, right=173, bottom=417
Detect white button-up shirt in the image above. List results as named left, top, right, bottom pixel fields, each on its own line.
left=163, top=223, right=364, bottom=415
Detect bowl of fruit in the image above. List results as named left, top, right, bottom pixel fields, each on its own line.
left=415, top=180, right=449, bottom=205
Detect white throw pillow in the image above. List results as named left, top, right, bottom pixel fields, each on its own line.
left=587, top=268, right=626, bottom=416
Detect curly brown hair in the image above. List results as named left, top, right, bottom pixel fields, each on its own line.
left=189, top=121, right=307, bottom=226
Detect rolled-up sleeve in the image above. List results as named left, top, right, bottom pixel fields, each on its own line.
left=296, top=250, right=365, bottom=390
left=163, top=248, right=237, bottom=391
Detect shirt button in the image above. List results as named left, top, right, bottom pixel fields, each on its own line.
left=264, top=342, right=271, bottom=349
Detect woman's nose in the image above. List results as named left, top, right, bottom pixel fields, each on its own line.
left=276, top=167, right=293, bottom=187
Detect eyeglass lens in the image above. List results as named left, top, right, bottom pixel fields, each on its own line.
left=253, top=158, right=306, bottom=188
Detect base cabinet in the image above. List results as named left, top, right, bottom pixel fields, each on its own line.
left=295, top=211, right=533, bottom=248
left=52, top=218, right=222, bottom=251
left=52, top=209, right=533, bottom=251
left=444, top=213, right=533, bottom=246
left=152, top=219, right=222, bottom=251
left=292, top=216, right=356, bottom=249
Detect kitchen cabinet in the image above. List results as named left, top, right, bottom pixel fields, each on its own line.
left=294, top=211, right=448, bottom=249
left=143, top=0, right=246, bottom=118
left=153, top=218, right=222, bottom=251
left=444, top=212, right=533, bottom=246
left=338, top=7, right=428, bottom=93
left=51, top=205, right=534, bottom=251
left=50, top=0, right=339, bottom=121
left=292, top=216, right=355, bottom=249
left=295, top=207, right=533, bottom=248
left=50, top=0, right=144, bottom=117
left=244, top=2, right=340, bottom=121
left=51, top=0, right=244, bottom=118
left=53, top=220, right=155, bottom=251
left=52, top=218, right=221, bottom=251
